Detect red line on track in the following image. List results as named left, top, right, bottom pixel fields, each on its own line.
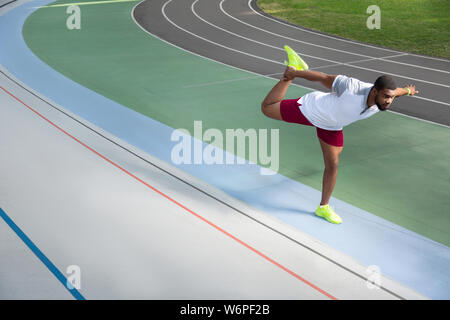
left=1, top=85, right=338, bottom=300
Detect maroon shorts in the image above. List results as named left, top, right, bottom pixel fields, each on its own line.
left=280, top=98, right=343, bottom=147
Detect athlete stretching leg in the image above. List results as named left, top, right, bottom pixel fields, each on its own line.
left=261, top=66, right=417, bottom=224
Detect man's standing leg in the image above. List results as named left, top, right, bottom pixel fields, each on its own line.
left=315, top=138, right=343, bottom=224
left=318, top=138, right=343, bottom=205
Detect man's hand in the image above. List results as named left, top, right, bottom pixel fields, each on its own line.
left=394, top=85, right=418, bottom=97
left=404, top=84, right=419, bottom=96
left=283, top=66, right=297, bottom=81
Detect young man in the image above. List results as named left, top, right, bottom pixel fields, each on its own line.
left=261, top=54, right=418, bottom=224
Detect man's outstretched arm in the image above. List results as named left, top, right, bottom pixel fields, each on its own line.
left=283, top=66, right=337, bottom=90
left=394, top=84, right=419, bottom=97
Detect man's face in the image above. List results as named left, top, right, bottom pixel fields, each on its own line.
left=375, top=88, right=396, bottom=111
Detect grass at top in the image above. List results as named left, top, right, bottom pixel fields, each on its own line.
left=257, top=0, right=450, bottom=58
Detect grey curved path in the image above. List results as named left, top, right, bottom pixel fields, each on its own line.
left=134, top=0, right=450, bottom=126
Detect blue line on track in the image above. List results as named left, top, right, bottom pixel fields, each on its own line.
left=0, top=207, right=86, bottom=300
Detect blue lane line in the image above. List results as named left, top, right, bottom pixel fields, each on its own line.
left=0, top=207, right=86, bottom=300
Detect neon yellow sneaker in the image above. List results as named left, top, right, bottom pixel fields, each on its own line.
left=283, top=45, right=309, bottom=71
left=315, top=204, right=342, bottom=224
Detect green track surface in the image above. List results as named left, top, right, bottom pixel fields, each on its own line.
left=23, top=0, right=450, bottom=246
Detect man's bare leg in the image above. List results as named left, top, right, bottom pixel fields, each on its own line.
left=261, top=76, right=292, bottom=120
left=318, top=138, right=343, bottom=205
left=261, top=67, right=336, bottom=119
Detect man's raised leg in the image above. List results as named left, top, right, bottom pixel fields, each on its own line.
left=261, top=66, right=335, bottom=120
left=261, top=68, right=293, bottom=120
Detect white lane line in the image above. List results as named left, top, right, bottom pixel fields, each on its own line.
left=232, top=0, right=450, bottom=74
left=311, top=54, right=408, bottom=70
left=405, top=53, right=450, bottom=64
left=132, top=0, right=450, bottom=125
left=246, top=0, right=450, bottom=65
left=380, top=55, right=450, bottom=74
left=388, top=109, right=450, bottom=128
left=400, top=95, right=450, bottom=107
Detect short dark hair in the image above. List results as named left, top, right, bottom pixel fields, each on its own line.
left=374, top=75, right=396, bottom=91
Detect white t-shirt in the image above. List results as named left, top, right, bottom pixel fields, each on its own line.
left=299, top=75, right=379, bottom=130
